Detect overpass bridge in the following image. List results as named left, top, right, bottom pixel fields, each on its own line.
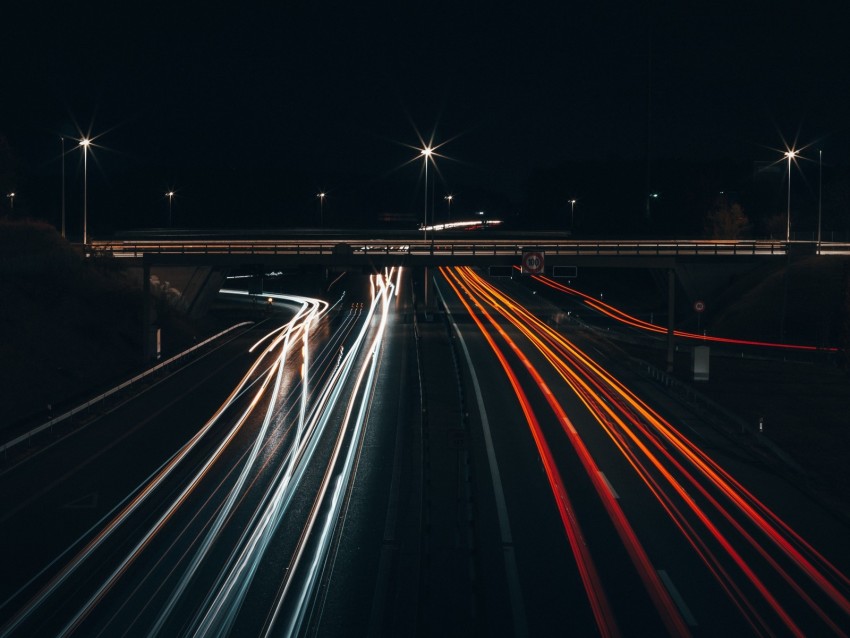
left=88, top=235, right=849, bottom=364
left=93, top=237, right=794, bottom=266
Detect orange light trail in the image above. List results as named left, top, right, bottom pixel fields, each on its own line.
left=445, top=266, right=691, bottom=636
left=441, top=268, right=622, bottom=638
left=444, top=266, right=850, bottom=635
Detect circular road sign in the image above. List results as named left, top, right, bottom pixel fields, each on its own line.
left=694, top=300, right=706, bottom=313
left=522, top=251, right=544, bottom=274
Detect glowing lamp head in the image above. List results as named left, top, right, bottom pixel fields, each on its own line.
left=79, top=138, right=91, bottom=148
left=166, top=191, right=175, bottom=197
left=785, top=150, right=797, bottom=159
left=421, top=146, right=433, bottom=157
left=318, top=192, right=325, bottom=198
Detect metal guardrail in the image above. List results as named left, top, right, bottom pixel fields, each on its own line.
left=1, top=322, right=254, bottom=457
left=90, top=239, right=800, bottom=258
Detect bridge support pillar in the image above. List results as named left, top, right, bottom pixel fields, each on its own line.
left=666, top=268, right=675, bottom=373
left=423, top=266, right=432, bottom=313
left=142, top=260, right=152, bottom=362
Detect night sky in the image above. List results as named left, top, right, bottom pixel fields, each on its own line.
left=2, top=1, right=849, bottom=234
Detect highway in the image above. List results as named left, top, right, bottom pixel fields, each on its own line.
left=0, top=273, right=405, bottom=636
left=2, top=265, right=849, bottom=636
left=436, top=266, right=850, bottom=636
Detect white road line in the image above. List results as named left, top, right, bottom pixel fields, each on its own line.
left=436, top=278, right=529, bottom=638
left=598, top=471, right=619, bottom=500
left=657, top=569, right=698, bottom=627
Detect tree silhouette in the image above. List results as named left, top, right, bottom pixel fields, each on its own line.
left=704, top=195, right=750, bottom=239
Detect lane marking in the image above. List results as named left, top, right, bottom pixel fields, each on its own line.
left=657, top=569, right=698, bottom=627
left=598, top=472, right=619, bottom=500
left=436, top=278, right=529, bottom=638
left=62, top=493, right=99, bottom=510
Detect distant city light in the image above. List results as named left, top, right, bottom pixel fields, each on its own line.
left=422, top=219, right=502, bottom=232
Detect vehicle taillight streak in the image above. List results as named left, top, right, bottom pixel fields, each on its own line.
left=442, top=266, right=850, bottom=636
left=441, top=267, right=622, bottom=638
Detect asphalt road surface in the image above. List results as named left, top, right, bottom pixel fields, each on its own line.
left=2, top=266, right=849, bottom=637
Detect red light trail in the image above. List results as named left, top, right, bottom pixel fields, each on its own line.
left=442, top=266, right=850, bottom=635
left=531, top=272, right=838, bottom=352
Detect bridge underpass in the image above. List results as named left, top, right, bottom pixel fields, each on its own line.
left=87, top=236, right=842, bottom=367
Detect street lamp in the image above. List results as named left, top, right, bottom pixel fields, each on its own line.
left=445, top=194, right=453, bottom=220
left=421, top=146, right=433, bottom=239
left=317, top=192, right=326, bottom=225
left=817, top=149, right=822, bottom=251
left=80, top=137, right=91, bottom=244
left=6, top=192, right=14, bottom=210
left=166, top=191, right=175, bottom=227
left=784, top=149, right=797, bottom=243
left=569, top=199, right=576, bottom=228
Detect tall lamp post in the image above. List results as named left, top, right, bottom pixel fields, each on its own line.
left=80, top=137, right=91, bottom=244
left=166, top=191, right=175, bottom=227
left=784, top=149, right=797, bottom=243
left=569, top=198, right=577, bottom=228
left=317, top=192, right=326, bottom=225
left=421, top=147, right=432, bottom=240
left=445, top=194, right=453, bottom=221
left=6, top=192, right=14, bottom=210
left=817, top=149, right=822, bottom=251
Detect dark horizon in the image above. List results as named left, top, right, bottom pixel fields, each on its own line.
left=2, top=1, right=849, bottom=236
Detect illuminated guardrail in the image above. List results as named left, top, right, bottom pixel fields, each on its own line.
left=91, top=239, right=796, bottom=258
left=1, top=322, right=254, bottom=457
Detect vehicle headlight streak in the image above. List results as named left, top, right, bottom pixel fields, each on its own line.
left=146, top=292, right=325, bottom=635
left=443, top=266, right=850, bottom=636
left=186, top=271, right=396, bottom=636
left=263, top=271, right=394, bottom=637
left=1, top=288, right=361, bottom=636
left=49, top=293, right=329, bottom=637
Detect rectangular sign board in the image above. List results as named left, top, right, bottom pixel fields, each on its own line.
left=553, top=266, right=578, bottom=278
left=488, top=266, right=513, bottom=277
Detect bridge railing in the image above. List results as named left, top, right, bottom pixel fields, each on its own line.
left=91, top=238, right=792, bottom=258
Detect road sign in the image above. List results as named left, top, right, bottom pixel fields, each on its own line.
left=488, top=265, right=513, bottom=277
left=522, top=251, right=544, bottom=274
left=694, top=300, right=706, bottom=313
left=553, top=265, right=578, bottom=278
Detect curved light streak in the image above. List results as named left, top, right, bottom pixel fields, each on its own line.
left=531, top=273, right=838, bottom=352
left=447, top=266, right=850, bottom=635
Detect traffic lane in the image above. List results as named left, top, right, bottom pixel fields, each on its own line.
left=510, top=328, right=748, bottom=635
left=486, top=296, right=850, bottom=635
left=442, top=268, right=742, bottom=633
left=303, top=309, right=414, bottom=636
left=539, top=327, right=850, bottom=634
left=440, top=270, right=662, bottom=633
left=437, top=272, right=577, bottom=636
left=485, top=296, right=772, bottom=634
left=450, top=319, right=602, bottom=636
left=462, top=305, right=689, bottom=636
left=0, top=322, right=275, bottom=609
left=5, top=302, right=363, bottom=636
